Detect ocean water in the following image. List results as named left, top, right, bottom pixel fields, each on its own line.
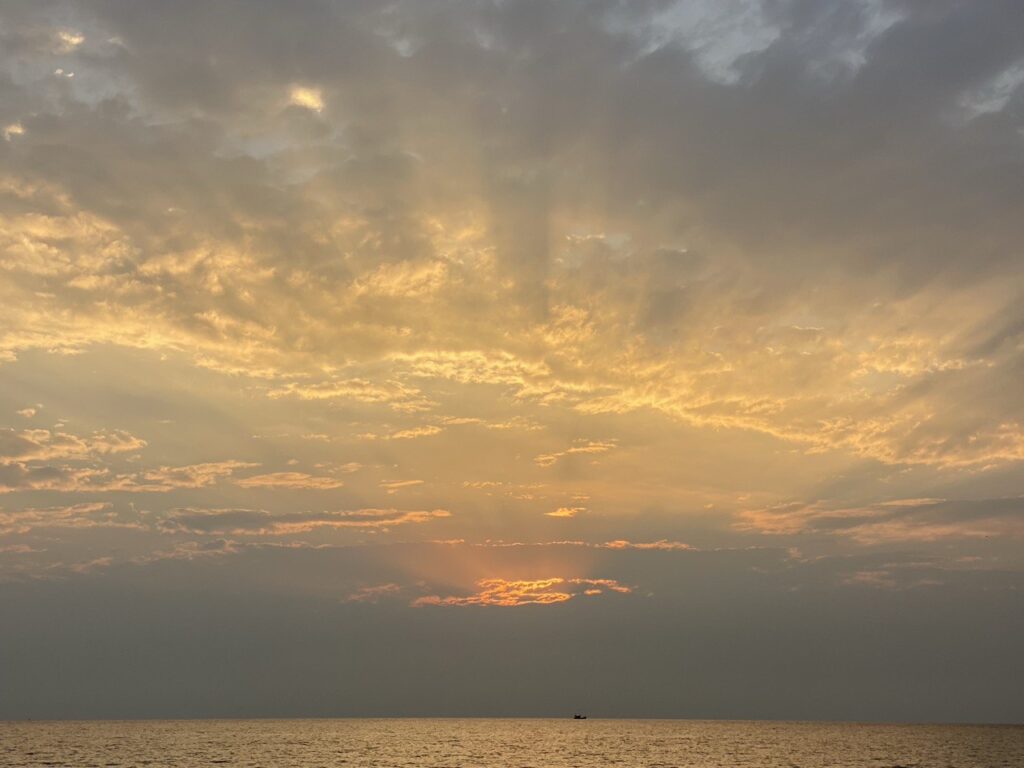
left=1, top=718, right=1022, bottom=768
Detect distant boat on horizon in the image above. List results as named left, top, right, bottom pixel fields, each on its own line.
left=573, top=714, right=587, bottom=720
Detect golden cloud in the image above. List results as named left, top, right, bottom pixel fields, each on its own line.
left=413, top=576, right=632, bottom=607
left=534, top=439, right=618, bottom=468
left=546, top=506, right=585, bottom=518
left=235, top=472, right=345, bottom=490
left=162, top=507, right=451, bottom=536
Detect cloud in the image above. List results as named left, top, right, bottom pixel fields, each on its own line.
left=55, top=29, right=85, bottom=52
left=736, top=497, right=1024, bottom=544
left=140, top=461, right=259, bottom=491
left=353, top=260, right=449, bottom=299
left=0, top=464, right=113, bottom=494
left=546, top=506, right=584, bottom=518
left=385, top=425, right=444, bottom=440
left=2, top=0, right=1023, bottom=477
left=380, top=480, right=424, bottom=494
left=0, top=458, right=258, bottom=495
left=601, top=539, right=694, bottom=551
left=235, top=472, right=345, bottom=490
left=268, top=379, right=433, bottom=413
left=319, top=462, right=363, bottom=474
left=0, top=543, right=41, bottom=554
left=68, top=556, right=113, bottom=574
left=0, top=502, right=129, bottom=534
left=162, top=507, right=450, bottom=535
left=413, top=576, right=632, bottom=607
left=0, top=428, right=146, bottom=463
left=288, top=85, right=324, bottom=113
left=344, top=583, right=403, bottom=604
left=535, top=440, right=617, bottom=468
left=361, top=417, right=536, bottom=441
left=133, top=538, right=241, bottom=564
left=0, top=0, right=1022, bottom=617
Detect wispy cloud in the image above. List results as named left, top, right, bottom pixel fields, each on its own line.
left=235, top=472, right=345, bottom=490
left=380, top=480, right=424, bottom=494
left=736, top=498, right=1024, bottom=544
left=162, top=507, right=450, bottom=535
left=343, top=583, right=404, bottom=604
left=601, top=539, right=694, bottom=551
left=535, top=440, right=617, bottom=468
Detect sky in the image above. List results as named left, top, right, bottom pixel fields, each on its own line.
left=1, top=0, right=1023, bottom=722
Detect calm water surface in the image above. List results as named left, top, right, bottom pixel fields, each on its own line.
left=1, top=719, right=1022, bottom=768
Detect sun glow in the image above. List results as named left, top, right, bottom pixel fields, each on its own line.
left=289, top=85, right=324, bottom=112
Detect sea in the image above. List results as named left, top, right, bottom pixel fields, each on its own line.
left=1, top=719, right=1022, bottom=768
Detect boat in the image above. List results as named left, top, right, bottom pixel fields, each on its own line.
left=573, top=714, right=587, bottom=719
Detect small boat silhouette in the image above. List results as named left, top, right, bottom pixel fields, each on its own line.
left=573, top=714, right=587, bottom=719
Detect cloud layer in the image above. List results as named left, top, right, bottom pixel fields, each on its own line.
left=0, top=0, right=1022, bottom=720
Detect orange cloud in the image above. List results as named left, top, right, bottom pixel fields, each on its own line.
left=413, top=576, right=632, bottom=607
left=389, top=425, right=444, bottom=440
left=0, top=427, right=146, bottom=462
left=0, top=459, right=259, bottom=495
left=344, top=583, right=404, bottom=603
left=380, top=479, right=424, bottom=494
left=0, top=502, right=128, bottom=534
left=601, top=539, right=694, bottom=550
left=534, top=439, right=617, bottom=467
left=141, top=461, right=259, bottom=490
left=546, top=506, right=585, bottom=518
left=268, top=379, right=433, bottom=413
left=235, top=472, right=344, bottom=490
left=162, top=507, right=450, bottom=535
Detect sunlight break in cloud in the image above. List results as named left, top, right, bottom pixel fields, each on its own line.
left=56, top=29, right=85, bottom=51
left=288, top=85, right=324, bottom=112
left=414, top=577, right=632, bottom=607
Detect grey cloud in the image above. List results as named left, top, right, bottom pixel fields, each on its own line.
left=737, top=496, right=1024, bottom=545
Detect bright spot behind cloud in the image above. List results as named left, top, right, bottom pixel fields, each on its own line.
left=56, top=29, right=85, bottom=51
left=289, top=85, right=324, bottom=112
